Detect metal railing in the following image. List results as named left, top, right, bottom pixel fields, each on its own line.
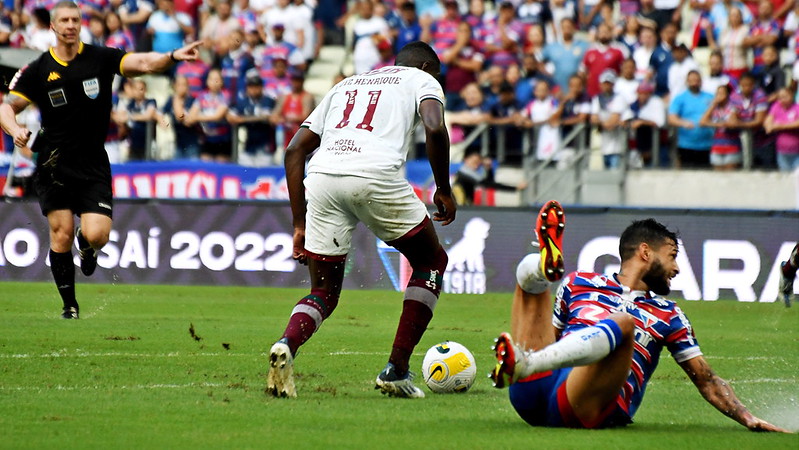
left=145, top=120, right=156, bottom=161
left=453, top=122, right=606, bottom=205
left=136, top=120, right=285, bottom=165
left=521, top=123, right=592, bottom=205
left=450, top=121, right=696, bottom=205
left=136, top=119, right=761, bottom=172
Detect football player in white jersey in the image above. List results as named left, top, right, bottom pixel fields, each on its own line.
left=267, top=41, right=457, bottom=398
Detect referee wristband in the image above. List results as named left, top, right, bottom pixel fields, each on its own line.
left=169, top=51, right=178, bottom=63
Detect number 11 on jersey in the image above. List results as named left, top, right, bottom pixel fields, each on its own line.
left=335, top=90, right=382, bottom=132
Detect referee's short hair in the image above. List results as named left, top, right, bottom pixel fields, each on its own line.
left=50, top=1, right=80, bottom=22
left=396, top=41, right=441, bottom=74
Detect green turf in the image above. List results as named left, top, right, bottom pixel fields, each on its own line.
left=0, top=282, right=796, bottom=449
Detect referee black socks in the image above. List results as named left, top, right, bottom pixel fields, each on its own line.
left=49, top=249, right=78, bottom=309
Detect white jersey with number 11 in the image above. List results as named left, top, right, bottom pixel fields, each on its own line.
left=302, top=66, right=445, bottom=180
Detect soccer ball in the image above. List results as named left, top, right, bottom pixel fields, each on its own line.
left=421, top=341, right=477, bottom=393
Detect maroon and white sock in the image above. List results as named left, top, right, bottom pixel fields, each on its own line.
left=388, top=248, right=447, bottom=376
left=281, top=288, right=338, bottom=355
left=389, top=300, right=434, bottom=376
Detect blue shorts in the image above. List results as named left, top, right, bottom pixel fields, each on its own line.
left=508, top=368, right=632, bottom=428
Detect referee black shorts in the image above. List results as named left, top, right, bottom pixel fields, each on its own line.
left=34, top=172, right=113, bottom=219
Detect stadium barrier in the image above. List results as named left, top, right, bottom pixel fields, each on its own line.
left=137, top=116, right=760, bottom=174
left=454, top=121, right=768, bottom=172
left=1, top=199, right=796, bottom=302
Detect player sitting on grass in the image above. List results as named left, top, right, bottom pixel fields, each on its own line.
left=490, top=201, right=788, bottom=432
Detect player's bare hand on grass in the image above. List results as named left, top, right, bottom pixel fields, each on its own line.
left=746, top=417, right=792, bottom=433
left=432, top=189, right=456, bottom=225
left=292, top=227, right=307, bottom=265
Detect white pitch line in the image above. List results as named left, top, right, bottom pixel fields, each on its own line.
left=730, top=378, right=798, bottom=384
left=0, top=351, right=420, bottom=359
left=0, top=352, right=244, bottom=359
left=3, top=352, right=788, bottom=361
left=704, top=356, right=785, bottom=361
left=0, top=382, right=226, bottom=392
left=327, top=351, right=421, bottom=356
left=1, top=379, right=794, bottom=393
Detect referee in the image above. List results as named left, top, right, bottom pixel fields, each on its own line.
left=0, top=1, right=202, bottom=319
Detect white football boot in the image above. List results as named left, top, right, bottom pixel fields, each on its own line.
left=266, top=339, right=297, bottom=398
left=375, top=363, right=425, bottom=398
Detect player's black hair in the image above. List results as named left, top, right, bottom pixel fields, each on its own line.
left=396, top=41, right=441, bottom=74
left=619, top=219, right=679, bottom=261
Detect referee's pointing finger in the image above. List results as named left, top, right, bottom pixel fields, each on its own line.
left=175, top=41, right=204, bottom=61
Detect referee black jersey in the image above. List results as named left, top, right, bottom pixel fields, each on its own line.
left=9, top=43, right=127, bottom=181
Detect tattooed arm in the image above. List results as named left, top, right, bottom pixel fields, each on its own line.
left=679, top=356, right=789, bottom=432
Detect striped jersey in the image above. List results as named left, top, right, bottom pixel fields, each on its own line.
left=429, top=19, right=460, bottom=55
left=303, top=66, right=445, bottom=180
left=195, top=90, right=231, bottom=142
left=105, top=30, right=136, bottom=52
left=710, top=102, right=741, bottom=154
left=553, top=271, right=702, bottom=418
left=749, top=19, right=780, bottom=71
left=175, top=61, right=210, bottom=99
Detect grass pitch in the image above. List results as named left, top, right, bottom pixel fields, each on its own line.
left=0, top=282, right=797, bottom=449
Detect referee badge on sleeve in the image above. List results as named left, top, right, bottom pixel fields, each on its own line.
left=83, top=78, right=99, bottom=99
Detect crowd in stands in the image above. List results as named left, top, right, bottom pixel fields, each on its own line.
left=427, top=0, right=799, bottom=172
left=1, top=0, right=798, bottom=172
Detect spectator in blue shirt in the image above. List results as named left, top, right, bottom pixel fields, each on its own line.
left=448, top=82, right=491, bottom=155
left=161, top=75, right=200, bottom=160
left=516, top=54, right=558, bottom=107
left=648, top=22, right=676, bottom=99
left=147, top=0, right=194, bottom=54
left=489, top=81, right=525, bottom=163
left=219, top=29, right=254, bottom=99
left=708, top=0, right=753, bottom=41
left=118, top=0, right=155, bottom=51
left=541, top=17, right=589, bottom=92
left=392, top=1, right=422, bottom=53
left=668, top=70, right=714, bottom=168
left=122, top=78, right=158, bottom=161
left=227, top=69, right=277, bottom=167
left=313, top=0, right=348, bottom=46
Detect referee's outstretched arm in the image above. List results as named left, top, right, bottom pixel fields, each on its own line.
left=121, top=41, right=204, bottom=78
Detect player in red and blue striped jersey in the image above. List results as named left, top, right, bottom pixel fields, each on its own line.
left=491, top=206, right=788, bottom=432
left=550, top=270, right=701, bottom=423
